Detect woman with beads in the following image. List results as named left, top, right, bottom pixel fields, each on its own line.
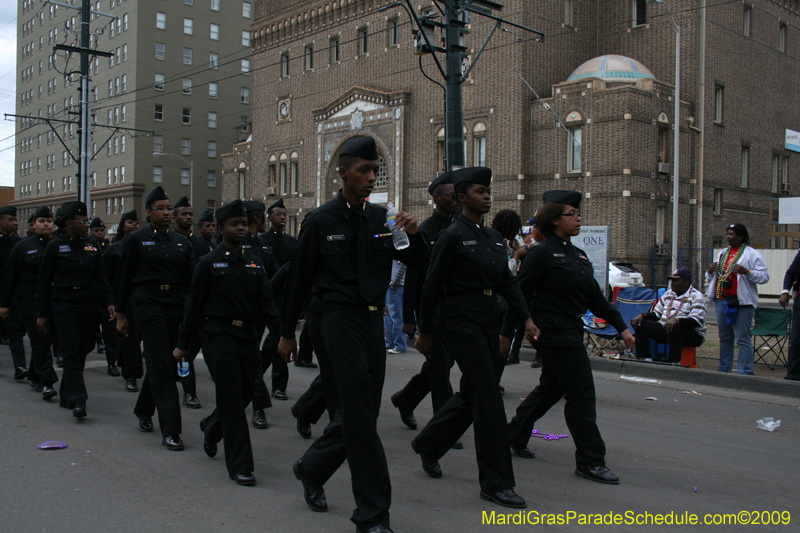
left=705, top=223, right=769, bottom=375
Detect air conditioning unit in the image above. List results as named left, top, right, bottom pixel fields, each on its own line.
left=657, top=162, right=670, bottom=175
left=781, top=182, right=792, bottom=194
left=266, top=186, right=276, bottom=196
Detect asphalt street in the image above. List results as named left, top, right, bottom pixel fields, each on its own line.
left=1, top=343, right=798, bottom=533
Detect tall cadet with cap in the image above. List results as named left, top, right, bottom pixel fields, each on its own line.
left=175, top=200, right=280, bottom=486
left=278, top=136, right=423, bottom=533
left=36, top=201, right=115, bottom=419
left=105, top=210, right=143, bottom=392
left=502, top=190, right=633, bottom=484
left=412, top=167, right=538, bottom=509
left=0, top=205, right=27, bottom=380
left=115, top=186, right=196, bottom=450
left=0, top=206, right=58, bottom=399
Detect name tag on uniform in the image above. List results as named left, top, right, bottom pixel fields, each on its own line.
left=327, top=234, right=345, bottom=241
left=27, top=249, right=37, bottom=254
left=462, top=240, right=477, bottom=246
left=177, top=243, right=183, bottom=247
left=59, top=245, right=71, bottom=253
left=262, top=246, right=271, bottom=251
left=242, top=244, right=252, bottom=249
left=553, top=253, right=566, bottom=257
left=213, top=262, right=228, bottom=268
left=142, top=241, right=155, bottom=246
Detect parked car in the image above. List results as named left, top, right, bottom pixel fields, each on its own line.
left=608, top=262, right=644, bottom=294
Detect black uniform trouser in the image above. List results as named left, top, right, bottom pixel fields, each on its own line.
left=786, top=298, right=800, bottom=380
left=262, top=322, right=289, bottom=391
left=300, top=303, right=390, bottom=530
left=20, top=314, right=57, bottom=386
left=511, top=322, right=526, bottom=352
left=98, top=309, right=122, bottom=366
left=52, top=299, right=98, bottom=407
left=119, top=302, right=143, bottom=380
left=132, top=301, right=182, bottom=436
left=393, top=325, right=454, bottom=415
left=507, top=345, right=606, bottom=467
left=634, top=320, right=704, bottom=362
left=251, top=323, right=273, bottom=412
left=414, top=311, right=514, bottom=492
left=200, top=327, right=259, bottom=476
left=5, top=307, right=27, bottom=369
left=296, top=319, right=314, bottom=364
left=179, top=335, right=201, bottom=397
left=293, top=374, right=328, bottom=425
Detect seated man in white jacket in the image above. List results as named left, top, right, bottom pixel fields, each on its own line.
left=705, top=223, right=769, bottom=375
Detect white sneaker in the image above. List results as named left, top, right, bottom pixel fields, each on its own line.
left=387, top=349, right=404, bottom=354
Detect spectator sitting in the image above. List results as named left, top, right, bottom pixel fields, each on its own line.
left=630, top=268, right=706, bottom=363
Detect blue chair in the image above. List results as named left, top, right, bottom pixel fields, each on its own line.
left=585, top=286, right=657, bottom=357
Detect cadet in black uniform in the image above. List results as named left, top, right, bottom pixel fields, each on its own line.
left=411, top=167, right=538, bottom=509
left=390, top=172, right=459, bottom=430
left=242, top=200, right=280, bottom=428
left=36, top=201, right=115, bottom=419
left=26, top=214, right=35, bottom=236
left=0, top=205, right=28, bottom=380
left=0, top=206, right=57, bottom=399
left=501, top=190, right=633, bottom=485
left=115, top=187, right=196, bottom=450
left=90, top=217, right=122, bottom=377
left=175, top=200, right=280, bottom=486
left=197, top=210, right=216, bottom=249
left=105, top=210, right=143, bottom=392
left=278, top=136, right=423, bottom=533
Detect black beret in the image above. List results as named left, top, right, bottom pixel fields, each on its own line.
left=267, top=198, right=285, bottom=214
left=173, top=196, right=191, bottom=209
left=89, top=217, right=105, bottom=229
left=243, top=200, right=265, bottom=213
left=216, top=200, right=247, bottom=223
left=34, top=206, right=54, bottom=220
left=60, top=201, right=88, bottom=217
left=339, top=136, right=379, bottom=161
left=119, top=210, right=138, bottom=226
left=542, top=190, right=582, bottom=209
left=145, top=186, right=169, bottom=207
left=451, top=167, right=492, bottom=189
left=0, top=206, right=17, bottom=216
left=428, top=172, right=453, bottom=195
left=198, top=211, right=214, bottom=224
left=28, top=214, right=35, bottom=224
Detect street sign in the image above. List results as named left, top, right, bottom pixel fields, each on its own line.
left=572, top=225, right=609, bottom=296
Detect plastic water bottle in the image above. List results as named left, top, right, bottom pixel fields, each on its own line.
left=386, top=202, right=410, bottom=250
left=177, top=358, right=190, bottom=377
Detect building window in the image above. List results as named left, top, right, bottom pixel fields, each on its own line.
left=181, top=138, right=191, bottom=155
left=740, top=146, right=749, bottom=188
left=330, top=37, right=340, bottom=63
left=153, top=135, right=163, bottom=153
left=155, top=73, right=164, bottom=90
left=208, top=112, right=217, bottom=128
left=632, top=0, right=646, bottom=27
left=242, top=31, right=250, bottom=47
left=181, top=168, right=191, bottom=186
left=772, top=155, right=780, bottom=193
left=779, top=22, right=787, bottom=53
left=182, top=78, right=192, bottom=94
left=655, top=206, right=666, bottom=244
left=153, top=166, right=163, bottom=183
left=713, top=188, right=722, bottom=215
left=279, top=155, right=288, bottom=194
left=155, top=42, right=165, bottom=60
left=358, top=27, right=368, bottom=55
left=658, top=126, right=668, bottom=163
left=567, top=127, right=582, bottom=172
left=207, top=170, right=216, bottom=187
left=241, top=59, right=250, bottom=74
left=209, top=52, right=218, bottom=69
left=123, top=13, right=128, bottom=31
left=291, top=153, right=299, bottom=193
left=121, top=74, right=127, bottom=91
left=472, top=122, right=487, bottom=167
left=743, top=5, right=752, bottom=37
left=184, top=18, right=193, bottom=35
left=120, top=136, right=126, bottom=153
left=207, top=141, right=217, bottom=158
left=281, top=52, right=290, bottom=77
left=156, top=12, right=166, bottom=30
left=714, top=85, right=723, bottom=123
left=122, top=44, right=127, bottom=61
left=243, top=2, right=251, bottom=18
left=183, top=48, right=193, bottom=65
left=241, top=87, right=250, bottom=104
left=154, top=104, right=164, bottom=121
left=209, top=82, right=218, bottom=98
left=239, top=171, right=246, bottom=198
left=182, top=108, right=191, bottom=124
left=211, top=0, right=220, bottom=11
left=305, top=45, right=314, bottom=70
left=564, top=0, right=574, bottom=27
left=210, top=23, right=219, bottom=40
left=388, top=19, right=399, bottom=46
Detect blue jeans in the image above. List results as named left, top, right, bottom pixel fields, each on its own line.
left=714, top=299, right=755, bottom=375
left=384, top=286, right=406, bottom=352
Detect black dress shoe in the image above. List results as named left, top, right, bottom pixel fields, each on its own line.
left=125, top=378, right=139, bottom=392
left=390, top=392, right=417, bottom=430
left=230, top=473, right=256, bottom=486
left=451, top=440, right=464, bottom=450
left=291, top=405, right=311, bottom=439
left=510, top=443, right=535, bottom=459
left=293, top=460, right=328, bottom=512
left=359, top=526, right=394, bottom=533
left=272, top=389, right=288, bottom=401
left=575, top=464, right=619, bottom=484
left=14, top=366, right=29, bottom=381
left=506, top=350, right=520, bottom=365
left=530, top=354, right=542, bottom=369
left=55, top=356, right=63, bottom=368
left=72, top=402, right=87, bottom=419
left=498, top=385, right=505, bottom=396
left=182, top=393, right=201, bottom=409
left=107, top=363, right=120, bottom=377
left=199, top=419, right=217, bottom=458
left=0, top=337, right=8, bottom=345
left=480, top=488, right=526, bottom=509
left=138, top=416, right=154, bottom=433
left=42, top=386, right=57, bottom=400
left=162, top=435, right=184, bottom=451
left=293, top=360, right=318, bottom=368
left=252, top=409, right=269, bottom=429
left=411, top=438, right=442, bottom=478
left=96, top=340, right=106, bottom=354
left=30, top=380, right=44, bottom=392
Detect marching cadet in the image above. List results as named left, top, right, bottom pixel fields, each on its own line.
left=0, top=206, right=57, bottom=399
left=174, top=200, right=280, bottom=486
left=36, top=201, right=115, bottom=419
left=90, top=216, right=122, bottom=377
left=0, top=205, right=28, bottom=380
left=26, top=214, right=35, bottom=236
left=261, top=198, right=296, bottom=267
left=412, top=167, right=538, bottom=510
left=242, top=200, right=280, bottom=428
left=197, top=210, right=216, bottom=248
left=115, top=186, right=196, bottom=451
left=104, top=210, right=143, bottom=393
left=278, top=136, right=423, bottom=533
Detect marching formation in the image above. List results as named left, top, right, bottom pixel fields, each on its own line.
left=1, top=136, right=634, bottom=533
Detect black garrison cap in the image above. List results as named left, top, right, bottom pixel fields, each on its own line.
left=339, top=136, right=379, bottom=161
left=34, top=206, right=54, bottom=220
left=542, top=190, right=582, bottom=209
left=428, top=172, right=454, bottom=195
left=198, top=210, right=214, bottom=224
left=0, top=206, right=17, bottom=216
left=145, top=186, right=169, bottom=207
left=89, top=217, right=105, bottom=229
left=267, top=198, right=285, bottom=215
left=216, top=200, right=247, bottom=223
left=60, top=201, right=88, bottom=217
left=173, top=196, right=191, bottom=209
left=450, top=167, right=492, bottom=189
left=243, top=200, right=265, bottom=213
left=119, top=210, right=138, bottom=226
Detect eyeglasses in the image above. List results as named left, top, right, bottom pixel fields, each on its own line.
left=558, top=211, right=581, bottom=219
left=76, top=219, right=91, bottom=226
left=150, top=206, right=174, bottom=213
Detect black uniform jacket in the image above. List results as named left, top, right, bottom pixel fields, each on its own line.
left=260, top=228, right=297, bottom=268
left=243, top=233, right=279, bottom=279
left=419, top=214, right=530, bottom=335
left=177, top=244, right=280, bottom=351
left=36, top=234, right=113, bottom=316
left=186, top=231, right=213, bottom=259
left=280, top=192, right=424, bottom=339
left=403, top=210, right=453, bottom=325
left=503, top=234, right=627, bottom=348
left=0, top=234, right=52, bottom=312
left=0, top=231, right=22, bottom=281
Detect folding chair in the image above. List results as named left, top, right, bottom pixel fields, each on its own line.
left=751, top=308, right=791, bottom=370
left=584, top=286, right=656, bottom=357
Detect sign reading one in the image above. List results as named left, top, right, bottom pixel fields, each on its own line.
left=787, top=129, right=800, bottom=153
left=571, top=225, right=609, bottom=296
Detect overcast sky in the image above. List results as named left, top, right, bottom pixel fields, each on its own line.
left=0, top=3, right=18, bottom=188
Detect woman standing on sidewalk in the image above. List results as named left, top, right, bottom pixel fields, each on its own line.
left=705, top=223, right=769, bottom=375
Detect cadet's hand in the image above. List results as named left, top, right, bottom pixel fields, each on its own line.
left=663, top=317, right=679, bottom=333
left=0, top=307, right=8, bottom=320
left=278, top=337, right=297, bottom=363
left=779, top=293, right=791, bottom=309
left=37, top=317, right=47, bottom=333
left=107, top=305, right=116, bottom=321
left=513, top=247, right=528, bottom=261
left=403, top=323, right=417, bottom=339
left=173, top=348, right=188, bottom=362
left=734, top=264, right=750, bottom=275
left=116, top=313, right=129, bottom=337
left=499, top=335, right=510, bottom=357
left=391, top=211, right=419, bottom=235
left=524, top=318, right=540, bottom=344
left=415, top=333, right=432, bottom=357
left=621, top=329, right=635, bottom=351
left=706, top=262, right=718, bottom=274
left=630, top=314, right=644, bottom=328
